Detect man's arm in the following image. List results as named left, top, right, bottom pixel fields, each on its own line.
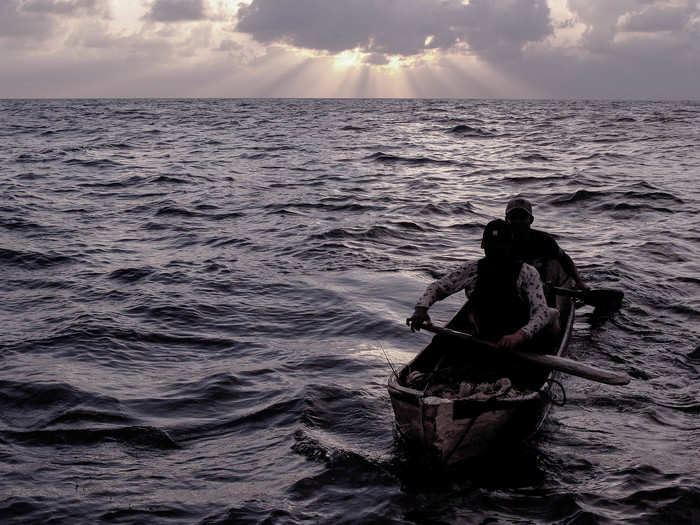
left=518, top=264, right=551, bottom=338
left=497, top=263, right=550, bottom=349
left=539, top=230, right=587, bottom=289
left=415, top=261, right=478, bottom=308
left=407, top=261, right=478, bottom=331
left=558, top=250, right=587, bottom=289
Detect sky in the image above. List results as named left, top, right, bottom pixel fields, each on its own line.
left=1, top=0, right=699, bottom=98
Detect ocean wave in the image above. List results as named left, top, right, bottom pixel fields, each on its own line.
left=0, top=217, right=46, bottom=231
left=125, top=373, right=260, bottom=420
left=108, top=267, right=155, bottom=282
left=14, top=171, right=47, bottom=180
left=239, top=152, right=267, bottom=160
left=417, top=201, right=475, bottom=216
left=635, top=241, right=687, bottom=262
left=39, top=128, right=74, bottom=137
left=365, top=152, right=457, bottom=165
left=15, top=153, right=60, bottom=163
left=575, top=152, right=629, bottom=161
left=0, top=248, right=75, bottom=270
left=78, top=174, right=145, bottom=188
left=502, top=173, right=567, bottom=184
left=622, top=190, right=683, bottom=203
left=150, top=174, right=190, bottom=184
left=604, top=202, right=675, bottom=213
left=167, top=372, right=252, bottom=397
left=0, top=380, right=127, bottom=430
left=308, top=225, right=412, bottom=243
left=172, top=397, right=303, bottom=444
left=99, top=142, right=135, bottom=150
left=447, top=222, right=482, bottom=231
left=202, top=236, right=252, bottom=248
left=292, top=428, right=383, bottom=469
left=1, top=426, right=178, bottom=449
left=264, top=201, right=384, bottom=214
left=448, top=124, right=496, bottom=136
left=519, top=153, right=553, bottom=162
left=155, top=206, right=243, bottom=220
left=15, top=322, right=239, bottom=354
left=550, top=189, right=602, bottom=205
left=63, top=158, right=123, bottom=168
left=43, top=408, right=135, bottom=428
left=200, top=501, right=299, bottom=525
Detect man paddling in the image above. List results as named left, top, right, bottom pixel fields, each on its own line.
left=505, top=197, right=587, bottom=294
left=407, top=219, right=556, bottom=350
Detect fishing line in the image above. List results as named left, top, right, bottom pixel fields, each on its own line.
left=378, top=343, right=399, bottom=380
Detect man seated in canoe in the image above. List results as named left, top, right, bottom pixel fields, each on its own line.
left=407, top=219, right=559, bottom=351
left=504, top=197, right=587, bottom=310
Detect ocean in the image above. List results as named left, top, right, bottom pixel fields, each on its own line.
left=1, top=98, right=699, bottom=524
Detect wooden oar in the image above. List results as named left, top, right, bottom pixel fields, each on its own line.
left=421, top=323, right=631, bottom=386
left=553, top=287, right=624, bottom=310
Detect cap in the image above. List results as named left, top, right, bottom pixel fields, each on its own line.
left=505, top=197, right=533, bottom=218
left=481, top=219, right=513, bottom=247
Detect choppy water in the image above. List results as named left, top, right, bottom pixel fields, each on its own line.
left=1, top=98, right=699, bottom=524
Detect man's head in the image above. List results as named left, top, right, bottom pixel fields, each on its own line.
left=505, top=197, right=534, bottom=235
left=481, top=219, right=514, bottom=261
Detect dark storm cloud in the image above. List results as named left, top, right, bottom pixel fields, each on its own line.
left=144, top=0, right=207, bottom=22
left=235, top=0, right=552, bottom=62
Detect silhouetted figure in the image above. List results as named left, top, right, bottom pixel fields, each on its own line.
left=407, top=219, right=558, bottom=350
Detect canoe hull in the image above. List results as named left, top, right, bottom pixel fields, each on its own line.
left=389, top=375, right=557, bottom=464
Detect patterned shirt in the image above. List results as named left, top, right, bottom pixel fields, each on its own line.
left=416, top=261, right=550, bottom=339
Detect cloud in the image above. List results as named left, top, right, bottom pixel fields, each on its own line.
left=619, top=4, right=694, bottom=33
left=564, top=0, right=637, bottom=53
left=0, top=1, right=54, bottom=40
left=485, top=0, right=700, bottom=99
left=21, top=0, right=110, bottom=17
left=564, top=0, right=700, bottom=56
left=461, top=0, right=552, bottom=60
left=217, top=38, right=241, bottom=51
left=144, top=0, right=207, bottom=22
left=365, top=53, right=389, bottom=66
left=0, top=0, right=110, bottom=42
left=235, top=0, right=553, bottom=63
left=1, top=0, right=699, bottom=99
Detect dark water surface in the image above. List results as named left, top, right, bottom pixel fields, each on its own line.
left=1, top=99, right=699, bottom=524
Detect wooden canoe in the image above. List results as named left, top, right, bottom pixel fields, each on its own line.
left=388, top=297, right=575, bottom=466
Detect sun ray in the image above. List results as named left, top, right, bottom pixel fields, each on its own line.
left=333, top=49, right=365, bottom=69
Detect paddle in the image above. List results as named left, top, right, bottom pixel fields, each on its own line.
left=420, top=322, right=631, bottom=386
left=553, top=287, right=624, bottom=311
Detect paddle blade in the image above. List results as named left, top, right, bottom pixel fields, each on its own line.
left=581, top=288, right=624, bottom=310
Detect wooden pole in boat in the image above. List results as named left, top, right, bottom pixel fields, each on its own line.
left=420, top=323, right=631, bottom=386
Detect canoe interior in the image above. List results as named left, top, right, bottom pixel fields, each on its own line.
left=402, top=298, right=573, bottom=392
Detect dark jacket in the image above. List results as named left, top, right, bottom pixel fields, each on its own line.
left=470, top=258, right=529, bottom=341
